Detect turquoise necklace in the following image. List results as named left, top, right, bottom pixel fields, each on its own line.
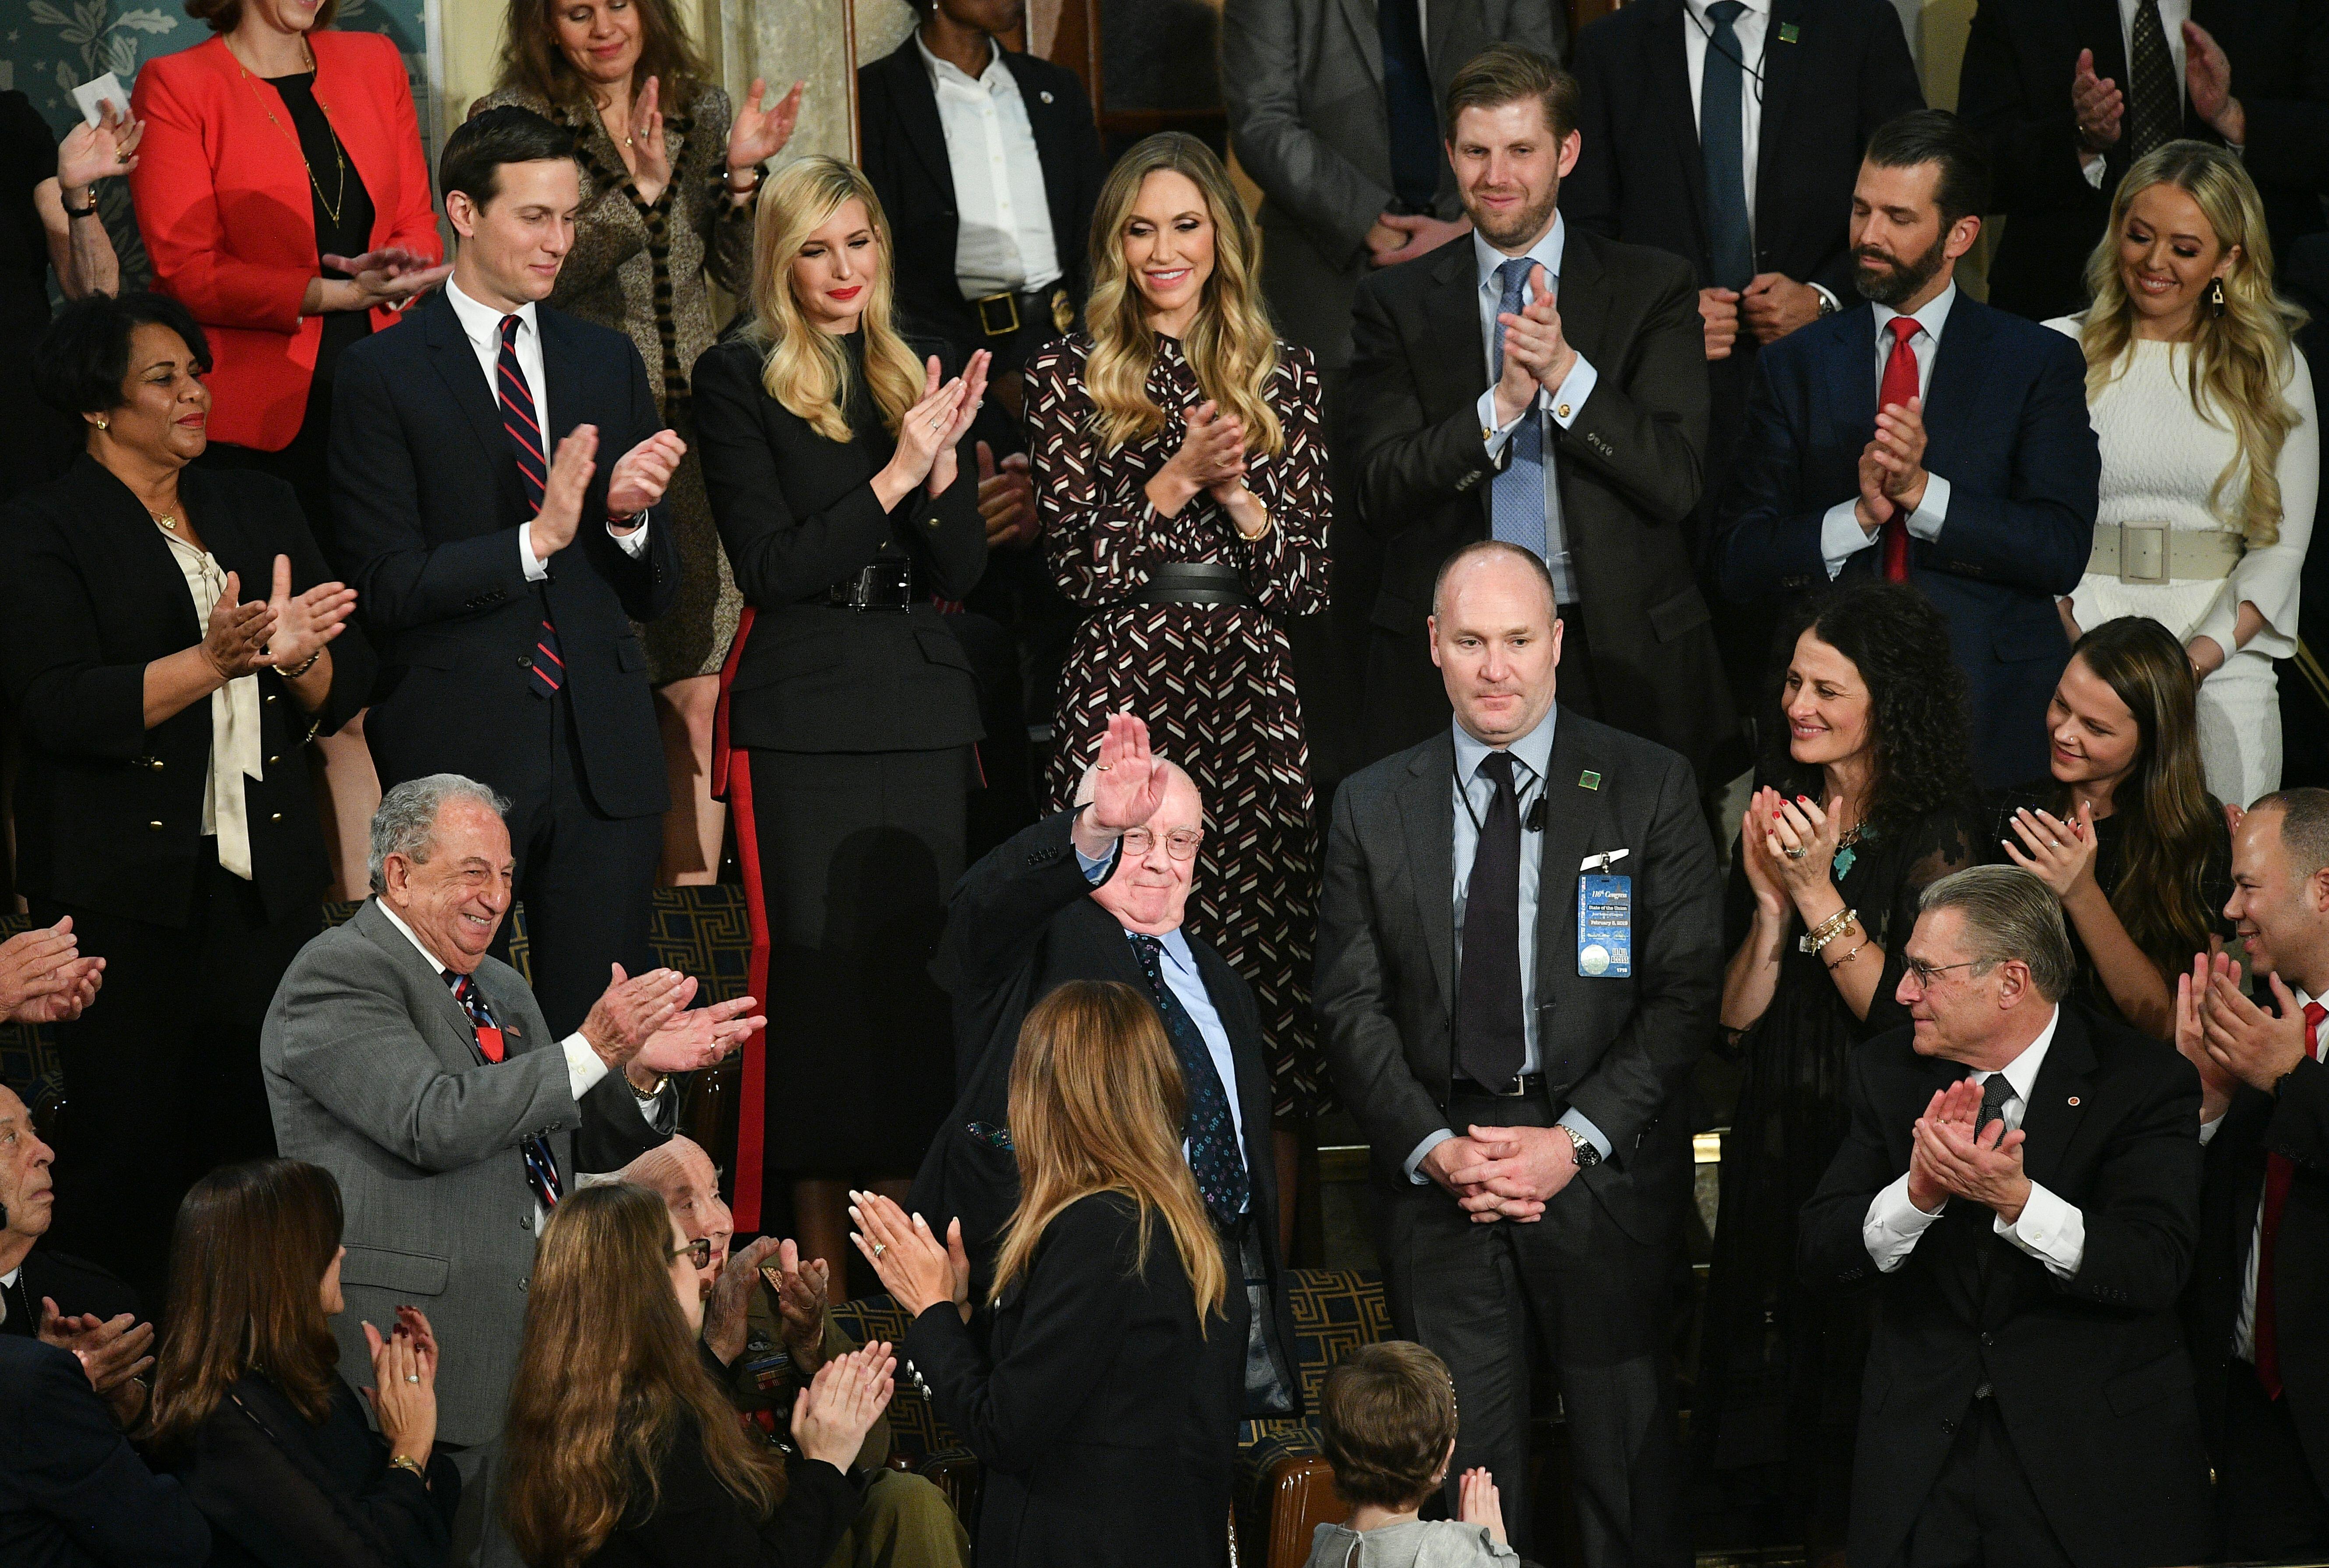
left=1832, top=823, right=1869, bottom=881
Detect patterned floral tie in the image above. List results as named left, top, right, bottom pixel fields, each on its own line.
left=1129, top=933, right=1251, bottom=1230
left=498, top=314, right=565, bottom=702
left=446, top=970, right=563, bottom=1211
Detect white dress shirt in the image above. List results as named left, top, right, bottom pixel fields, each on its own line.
left=2082, top=0, right=2195, bottom=187
left=1820, top=280, right=1960, bottom=576
left=442, top=277, right=651, bottom=582
left=1469, top=217, right=1600, bottom=601
left=916, top=33, right=1062, bottom=300
left=2200, top=984, right=2321, bottom=1361
left=1862, top=1006, right=2089, bottom=1278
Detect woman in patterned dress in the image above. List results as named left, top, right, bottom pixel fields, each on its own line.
left=1025, top=133, right=1334, bottom=1197
left=481, top=0, right=801, bottom=884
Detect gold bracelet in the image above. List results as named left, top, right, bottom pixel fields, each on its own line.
left=1798, top=906, right=1857, bottom=954
left=388, top=1454, right=428, bottom=1488
left=1823, top=939, right=1866, bottom=971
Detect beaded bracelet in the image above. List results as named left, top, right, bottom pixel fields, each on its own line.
left=1798, top=906, right=1857, bottom=954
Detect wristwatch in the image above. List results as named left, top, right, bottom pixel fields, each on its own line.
left=1561, top=1124, right=1603, bottom=1168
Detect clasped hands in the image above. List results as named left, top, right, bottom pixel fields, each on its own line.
left=0, top=916, right=104, bottom=1025
left=199, top=554, right=358, bottom=685
left=528, top=424, right=690, bottom=560
left=577, top=962, right=764, bottom=1078
left=1698, top=275, right=1823, bottom=361
left=1423, top=1124, right=1582, bottom=1225
left=2175, top=947, right=2308, bottom=1124
left=1855, top=395, right=1930, bottom=535
left=1150, top=401, right=1268, bottom=537
left=1491, top=264, right=1579, bottom=430
left=1906, top=1077, right=2031, bottom=1223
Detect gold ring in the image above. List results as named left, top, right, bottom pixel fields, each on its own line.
left=872, top=1242, right=886, bottom=1258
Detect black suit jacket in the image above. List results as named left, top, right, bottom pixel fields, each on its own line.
left=329, top=291, right=679, bottom=818
left=0, top=1337, right=209, bottom=1568
left=0, top=1248, right=139, bottom=1336
left=2187, top=1055, right=2329, bottom=1494
left=1960, top=0, right=2329, bottom=322
left=580, top=1414, right=856, bottom=1568
left=856, top=38, right=1105, bottom=354
left=1799, top=1006, right=2212, bottom=1568
left=901, top=1192, right=1235, bottom=1568
left=1344, top=226, right=1734, bottom=779
left=1315, top=712, right=1723, bottom=1242
left=0, top=457, right=375, bottom=926
left=690, top=335, right=986, bottom=754
left=908, top=809, right=1300, bottom=1414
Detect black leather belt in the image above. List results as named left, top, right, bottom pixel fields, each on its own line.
left=1449, top=1072, right=1547, bottom=1100
left=1129, top=562, right=1259, bottom=608
left=823, top=559, right=916, bottom=611
left=973, top=286, right=1072, bottom=339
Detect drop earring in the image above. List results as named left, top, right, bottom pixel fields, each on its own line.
left=2209, top=277, right=2227, bottom=319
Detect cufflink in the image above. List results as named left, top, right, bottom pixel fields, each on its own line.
left=1555, top=404, right=1572, bottom=420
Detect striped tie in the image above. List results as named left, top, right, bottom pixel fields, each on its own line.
left=498, top=314, right=564, bottom=701
left=447, top=971, right=564, bottom=1212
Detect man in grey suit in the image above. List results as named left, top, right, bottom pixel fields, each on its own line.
left=1316, top=541, right=1722, bottom=1563
left=261, top=774, right=760, bottom=1565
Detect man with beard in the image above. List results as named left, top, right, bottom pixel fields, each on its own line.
left=1343, top=43, right=1734, bottom=785
left=1713, top=109, right=2099, bottom=788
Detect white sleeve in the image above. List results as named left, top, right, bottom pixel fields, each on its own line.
left=2196, top=350, right=2316, bottom=659
left=607, top=516, right=651, bottom=556
left=1822, top=501, right=1881, bottom=577
left=562, top=1031, right=609, bottom=1100
left=519, top=525, right=549, bottom=582
left=1863, top=1172, right=1947, bottom=1271
left=1995, top=1182, right=2085, bottom=1278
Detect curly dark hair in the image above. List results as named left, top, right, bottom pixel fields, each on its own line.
left=1758, top=582, right=1977, bottom=837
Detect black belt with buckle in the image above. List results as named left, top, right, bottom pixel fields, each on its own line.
left=822, top=559, right=916, bottom=611
left=973, top=286, right=1071, bottom=339
left=1449, top=1072, right=1547, bottom=1100
left=1128, top=562, right=1260, bottom=609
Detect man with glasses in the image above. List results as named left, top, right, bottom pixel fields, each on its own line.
left=1801, top=863, right=2211, bottom=1568
left=911, top=710, right=1300, bottom=1436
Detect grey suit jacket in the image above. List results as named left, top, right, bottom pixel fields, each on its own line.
left=260, top=899, right=584, bottom=1447
left=1222, top=0, right=1563, bottom=371
left=1314, top=710, right=1722, bottom=1244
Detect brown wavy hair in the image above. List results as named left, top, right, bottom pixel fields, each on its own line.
left=502, top=1183, right=783, bottom=1567
left=990, top=981, right=1227, bottom=1327
left=143, top=1160, right=344, bottom=1448
left=1082, top=133, right=1283, bottom=459
left=1319, top=1341, right=1458, bottom=1510
left=2045, top=616, right=2224, bottom=982
left=495, top=0, right=710, bottom=111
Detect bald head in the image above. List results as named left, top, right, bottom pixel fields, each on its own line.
left=618, top=1136, right=733, bottom=1288
left=1430, top=544, right=1564, bottom=746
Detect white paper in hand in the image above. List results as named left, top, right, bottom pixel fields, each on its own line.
left=70, top=72, right=129, bottom=128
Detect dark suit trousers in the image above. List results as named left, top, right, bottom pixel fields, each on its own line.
left=1377, top=1088, right=1685, bottom=1567
left=2218, top=1365, right=2329, bottom=1559
left=485, top=687, right=661, bottom=1039
left=33, top=848, right=319, bottom=1313
left=1894, top=1400, right=2074, bottom=1568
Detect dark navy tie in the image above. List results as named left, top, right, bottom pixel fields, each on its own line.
left=498, top=314, right=564, bottom=702
left=1379, top=0, right=1440, bottom=214
left=446, top=970, right=563, bottom=1211
left=1700, top=0, right=1755, bottom=291
left=1129, top=933, right=1251, bottom=1230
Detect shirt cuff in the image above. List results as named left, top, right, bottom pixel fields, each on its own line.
left=1996, top=1183, right=2084, bottom=1278
left=1863, top=1171, right=1946, bottom=1271
left=1546, top=354, right=1597, bottom=427
left=2200, top=1112, right=2226, bottom=1146
left=519, top=524, right=549, bottom=583
left=1405, top=1128, right=1455, bottom=1185
left=1906, top=475, right=1950, bottom=539
left=1822, top=500, right=1881, bottom=578
left=608, top=514, right=651, bottom=555
left=1557, top=1107, right=1612, bottom=1161
left=1810, top=283, right=1839, bottom=313
left=1476, top=386, right=1528, bottom=460
left=1074, top=840, right=1121, bottom=885
left=2081, top=151, right=2108, bottom=189
left=563, top=1031, right=608, bottom=1102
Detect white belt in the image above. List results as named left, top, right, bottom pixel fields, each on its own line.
left=2088, top=522, right=2244, bottom=585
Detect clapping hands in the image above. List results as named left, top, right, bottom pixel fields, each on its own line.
left=1908, top=1077, right=2031, bottom=1222
left=0, top=917, right=104, bottom=1025
left=791, top=1341, right=895, bottom=1470
left=849, top=1190, right=970, bottom=1321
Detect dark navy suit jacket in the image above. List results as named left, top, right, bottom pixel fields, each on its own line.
left=1713, top=291, right=2098, bottom=786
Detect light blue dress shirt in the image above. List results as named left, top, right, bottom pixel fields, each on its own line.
left=1819, top=280, right=1958, bottom=577
left=1076, top=841, right=1248, bottom=1153
left=1470, top=215, right=1602, bottom=603
left=1405, top=709, right=1610, bottom=1183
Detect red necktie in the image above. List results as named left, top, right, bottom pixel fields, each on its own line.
left=1877, top=316, right=1922, bottom=583
left=2255, top=999, right=2327, bottom=1400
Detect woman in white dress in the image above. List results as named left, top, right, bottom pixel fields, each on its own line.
left=2052, top=141, right=2317, bottom=806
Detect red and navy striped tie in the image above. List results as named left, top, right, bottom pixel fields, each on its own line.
left=498, top=314, right=564, bottom=701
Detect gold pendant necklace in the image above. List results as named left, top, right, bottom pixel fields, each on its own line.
left=234, top=38, right=352, bottom=229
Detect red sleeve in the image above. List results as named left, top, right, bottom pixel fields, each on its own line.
left=129, top=54, right=312, bottom=334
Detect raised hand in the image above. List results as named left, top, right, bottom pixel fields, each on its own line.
left=1153, top=400, right=1246, bottom=516
left=1908, top=1081, right=1982, bottom=1211
left=2000, top=802, right=2099, bottom=904
left=1740, top=273, right=1822, bottom=345
left=1855, top=442, right=1895, bottom=538
left=2071, top=48, right=2123, bottom=152
left=531, top=425, right=598, bottom=559
left=848, top=1190, right=955, bottom=1316
left=1766, top=793, right=1843, bottom=905
left=1367, top=211, right=1473, bottom=268
left=1080, top=713, right=1168, bottom=835
left=608, top=428, right=687, bottom=521
left=1918, top=1112, right=2032, bottom=1221
left=259, top=554, right=355, bottom=674
left=634, top=992, right=764, bottom=1075
left=625, top=75, right=673, bottom=205
left=361, top=1317, right=437, bottom=1466
left=59, top=101, right=142, bottom=191
left=201, top=572, right=277, bottom=682
left=924, top=350, right=992, bottom=497
left=2177, top=950, right=2243, bottom=1123
left=766, top=1237, right=832, bottom=1364
left=791, top=1341, right=895, bottom=1470
left=728, top=76, right=803, bottom=180
left=2202, top=966, right=2313, bottom=1094
left=2183, top=22, right=2243, bottom=143
left=975, top=441, right=1037, bottom=549
left=320, top=247, right=453, bottom=312
left=704, top=1233, right=783, bottom=1367
left=578, top=963, right=691, bottom=1066
left=42, top=1304, right=153, bottom=1420
left=882, top=357, right=970, bottom=495
left=1496, top=266, right=1578, bottom=402
left=0, top=919, right=92, bottom=1024
left=1738, top=788, right=1790, bottom=917
left=1458, top=1467, right=1508, bottom=1545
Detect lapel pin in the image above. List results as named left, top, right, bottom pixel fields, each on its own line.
left=1777, top=21, right=1800, bottom=42
left=1040, top=89, right=1055, bottom=103
left=1579, top=770, right=1602, bottom=791
left=2067, top=1095, right=2079, bottom=1106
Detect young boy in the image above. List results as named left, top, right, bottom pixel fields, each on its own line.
left=1305, top=1341, right=1521, bottom=1567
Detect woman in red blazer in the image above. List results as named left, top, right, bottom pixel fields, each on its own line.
left=131, top=0, right=447, bottom=899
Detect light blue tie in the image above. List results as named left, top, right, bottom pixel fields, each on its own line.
left=1490, top=256, right=1548, bottom=562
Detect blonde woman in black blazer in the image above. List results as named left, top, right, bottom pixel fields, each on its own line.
left=691, top=153, right=988, bottom=1268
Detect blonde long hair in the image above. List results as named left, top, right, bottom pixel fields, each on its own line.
left=502, top=1184, right=786, bottom=1567
left=747, top=157, right=925, bottom=444
left=989, top=981, right=1228, bottom=1328
left=1083, top=133, right=1283, bottom=458
left=2079, top=141, right=2308, bottom=545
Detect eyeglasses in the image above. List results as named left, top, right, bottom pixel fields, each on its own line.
left=1122, top=828, right=1203, bottom=861
left=1901, top=958, right=1986, bottom=989
left=672, top=1237, right=713, bottom=1269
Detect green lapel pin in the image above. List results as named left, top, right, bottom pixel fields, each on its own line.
left=1579, top=770, right=1602, bottom=791
left=1777, top=21, right=1799, bottom=42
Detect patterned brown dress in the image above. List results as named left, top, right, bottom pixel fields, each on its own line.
left=476, top=82, right=753, bottom=682
left=1026, top=333, right=1334, bottom=1116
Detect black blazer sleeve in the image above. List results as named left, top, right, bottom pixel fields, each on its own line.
left=1713, top=341, right=1833, bottom=600
left=2050, top=1050, right=2203, bottom=1315
left=1345, top=274, right=1506, bottom=539
left=602, top=1426, right=855, bottom=1568
left=929, top=809, right=1108, bottom=999
left=0, top=1339, right=210, bottom=1568
left=691, top=339, right=986, bottom=605
left=1956, top=4, right=2106, bottom=225
left=0, top=496, right=153, bottom=763
left=1551, top=255, right=1707, bottom=529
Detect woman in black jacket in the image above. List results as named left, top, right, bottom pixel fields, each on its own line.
left=145, top=1158, right=459, bottom=1568
left=690, top=153, right=987, bottom=1261
left=500, top=1181, right=896, bottom=1568
left=854, top=979, right=1237, bottom=1568
left=0, top=292, right=372, bottom=1312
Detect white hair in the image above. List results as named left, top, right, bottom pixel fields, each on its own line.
left=367, top=773, right=511, bottom=895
